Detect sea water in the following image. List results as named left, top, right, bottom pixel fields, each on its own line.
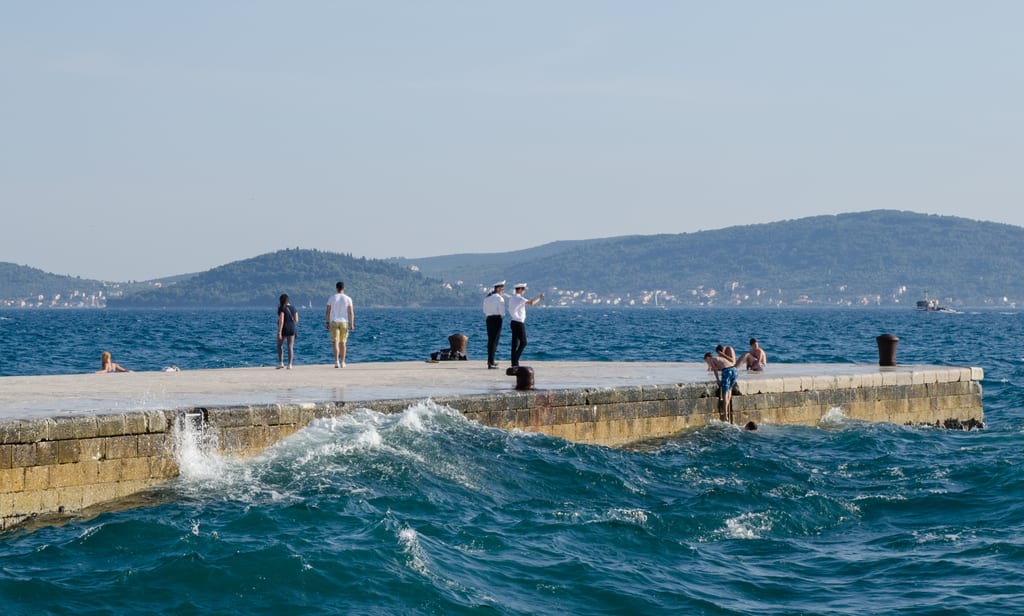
left=1, top=307, right=1022, bottom=615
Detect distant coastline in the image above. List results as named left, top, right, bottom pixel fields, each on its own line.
left=4, top=211, right=1024, bottom=309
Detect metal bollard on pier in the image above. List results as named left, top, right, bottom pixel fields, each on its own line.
left=505, top=366, right=535, bottom=390
left=876, top=334, right=899, bottom=366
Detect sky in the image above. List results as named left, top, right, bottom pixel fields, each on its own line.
left=2, top=2, right=1022, bottom=281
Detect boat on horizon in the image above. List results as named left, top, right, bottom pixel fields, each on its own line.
left=916, top=298, right=959, bottom=313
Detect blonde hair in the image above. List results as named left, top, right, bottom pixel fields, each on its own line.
left=101, top=351, right=111, bottom=366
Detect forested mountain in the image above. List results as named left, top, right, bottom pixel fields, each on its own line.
left=397, top=210, right=1024, bottom=307
left=4, top=210, right=1023, bottom=308
left=106, top=249, right=474, bottom=308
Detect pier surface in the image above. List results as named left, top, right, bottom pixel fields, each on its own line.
left=1, top=361, right=984, bottom=531
left=0, top=361, right=982, bottom=418
left=5, top=360, right=706, bottom=417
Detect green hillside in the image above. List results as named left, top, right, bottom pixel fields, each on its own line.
left=106, top=249, right=474, bottom=308
left=5, top=210, right=1023, bottom=308
left=0, top=263, right=111, bottom=308
left=397, top=210, right=1024, bottom=307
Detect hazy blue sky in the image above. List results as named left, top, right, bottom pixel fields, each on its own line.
left=3, top=2, right=1022, bottom=281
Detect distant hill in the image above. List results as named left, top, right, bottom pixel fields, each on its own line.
left=5, top=211, right=1024, bottom=308
left=0, top=263, right=110, bottom=308
left=395, top=210, right=1024, bottom=307
left=106, top=249, right=474, bottom=308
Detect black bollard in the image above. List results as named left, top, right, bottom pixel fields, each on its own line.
left=876, top=333, right=899, bottom=366
left=505, top=366, right=535, bottom=390
left=448, top=333, right=468, bottom=359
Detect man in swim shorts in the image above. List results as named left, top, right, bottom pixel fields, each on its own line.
left=713, top=344, right=737, bottom=422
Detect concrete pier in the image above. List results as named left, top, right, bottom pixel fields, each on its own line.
left=0, top=361, right=984, bottom=531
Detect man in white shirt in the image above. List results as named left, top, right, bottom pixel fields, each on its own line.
left=507, top=283, right=544, bottom=367
left=325, top=281, right=355, bottom=368
left=482, top=281, right=506, bottom=369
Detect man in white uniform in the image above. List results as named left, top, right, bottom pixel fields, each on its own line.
left=507, top=283, right=544, bottom=367
left=482, top=281, right=506, bottom=369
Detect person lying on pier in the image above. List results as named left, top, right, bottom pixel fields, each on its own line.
left=737, top=338, right=767, bottom=371
left=97, top=351, right=131, bottom=373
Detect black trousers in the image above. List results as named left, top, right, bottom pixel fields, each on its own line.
left=510, top=320, right=527, bottom=366
left=486, top=315, right=503, bottom=365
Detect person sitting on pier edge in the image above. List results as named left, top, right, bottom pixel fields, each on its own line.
left=737, top=338, right=767, bottom=371
left=483, top=280, right=507, bottom=369
left=97, top=351, right=131, bottom=373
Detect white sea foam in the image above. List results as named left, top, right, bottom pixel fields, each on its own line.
left=172, top=414, right=227, bottom=482
left=818, top=407, right=850, bottom=428
left=166, top=400, right=493, bottom=508
left=888, top=466, right=906, bottom=479
left=707, top=418, right=743, bottom=431
left=171, top=414, right=265, bottom=503
left=853, top=493, right=906, bottom=503
left=605, top=508, right=650, bottom=527
left=554, top=509, right=583, bottom=524
left=294, top=412, right=390, bottom=461
left=269, top=401, right=486, bottom=495
left=913, top=529, right=970, bottom=545
left=723, top=511, right=772, bottom=539
left=397, top=525, right=433, bottom=577
left=680, top=466, right=744, bottom=488
left=401, top=399, right=468, bottom=429
left=556, top=506, right=653, bottom=529
left=397, top=401, right=437, bottom=432
left=77, top=524, right=102, bottom=541
left=355, top=425, right=384, bottom=449
left=311, top=400, right=461, bottom=448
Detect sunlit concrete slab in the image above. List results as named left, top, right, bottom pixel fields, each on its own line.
left=0, top=361, right=981, bottom=419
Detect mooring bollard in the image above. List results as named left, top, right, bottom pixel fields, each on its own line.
left=448, top=333, right=468, bottom=359
left=876, top=333, right=899, bottom=366
left=505, top=366, right=535, bottom=390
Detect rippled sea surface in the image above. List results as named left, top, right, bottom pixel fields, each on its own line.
left=1, top=307, right=1022, bottom=615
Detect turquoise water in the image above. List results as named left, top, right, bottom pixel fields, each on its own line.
left=1, top=307, right=1023, bottom=614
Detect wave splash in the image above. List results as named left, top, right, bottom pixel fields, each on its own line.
left=6, top=394, right=1023, bottom=614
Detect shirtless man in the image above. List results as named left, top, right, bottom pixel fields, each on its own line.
left=707, top=345, right=737, bottom=421
left=737, top=338, right=767, bottom=372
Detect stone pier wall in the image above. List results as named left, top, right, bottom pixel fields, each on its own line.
left=1, top=367, right=983, bottom=532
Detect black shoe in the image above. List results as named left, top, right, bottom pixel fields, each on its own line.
left=488, top=363, right=499, bottom=369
